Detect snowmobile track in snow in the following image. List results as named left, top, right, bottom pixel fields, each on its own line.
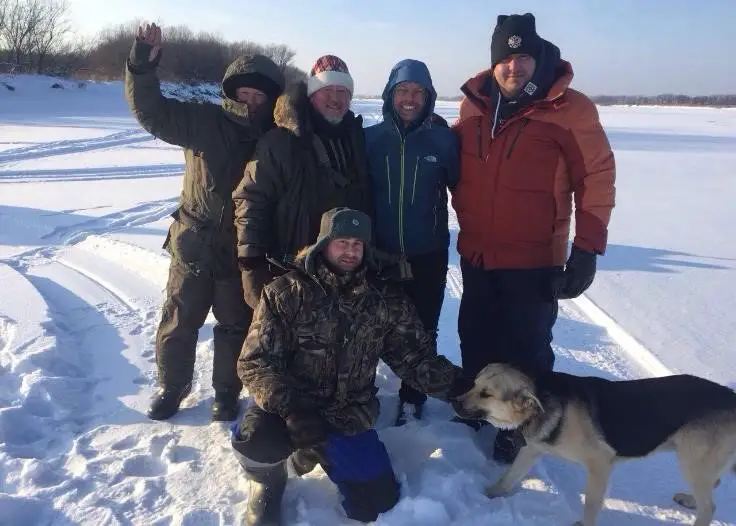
left=0, top=129, right=153, bottom=166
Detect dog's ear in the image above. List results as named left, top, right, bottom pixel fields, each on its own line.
left=516, top=389, right=544, bottom=413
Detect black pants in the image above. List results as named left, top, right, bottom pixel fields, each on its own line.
left=398, top=249, right=449, bottom=405
left=232, top=406, right=400, bottom=522
left=458, top=258, right=558, bottom=378
left=154, top=261, right=253, bottom=394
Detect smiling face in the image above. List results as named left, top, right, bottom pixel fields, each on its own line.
left=310, top=85, right=351, bottom=124
left=392, top=81, right=427, bottom=124
left=451, top=363, right=543, bottom=429
left=323, top=237, right=364, bottom=273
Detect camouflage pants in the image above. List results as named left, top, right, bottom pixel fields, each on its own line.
left=154, top=260, right=253, bottom=394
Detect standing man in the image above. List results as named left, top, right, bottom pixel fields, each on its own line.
left=233, top=55, right=372, bottom=311
left=126, top=23, right=285, bottom=422
left=365, top=59, right=459, bottom=424
left=451, top=13, right=615, bottom=462
left=231, top=207, right=472, bottom=525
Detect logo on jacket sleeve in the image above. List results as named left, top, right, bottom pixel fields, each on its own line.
left=423, top=155, right=438, bottom=163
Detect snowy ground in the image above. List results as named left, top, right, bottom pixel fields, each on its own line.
left=1, top=74, right=736, bottom=525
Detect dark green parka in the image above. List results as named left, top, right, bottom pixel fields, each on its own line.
left=125, top=51, right=285, bottom=276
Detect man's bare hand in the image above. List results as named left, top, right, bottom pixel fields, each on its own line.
left=137, top=22, right=162, bottom=62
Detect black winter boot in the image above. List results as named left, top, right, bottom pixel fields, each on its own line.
left=244, top=460, right=287, bottom=526
left=147, top=382, right=191, bottom=420
left=211, top=391, right=240, bottom=422
left=492, top=429, right=526, bottom=465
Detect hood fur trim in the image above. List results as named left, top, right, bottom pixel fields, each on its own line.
left=274, top=81, right=313, bottom=137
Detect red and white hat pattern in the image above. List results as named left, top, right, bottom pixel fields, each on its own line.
left=307, top=55, right=354, bottom=97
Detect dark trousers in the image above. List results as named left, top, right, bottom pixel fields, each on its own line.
left=458, top=258, right=558, bottom=378
left=398, top=249, right=449, bottom=405
left=154, top=261, right=253, bottom=394
left=232, top=406, right=400, bottom=523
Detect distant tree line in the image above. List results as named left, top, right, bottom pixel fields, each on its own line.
left=0, top=0, right=305, bottom=86
left=591, top=94, right=736, bottom=108
left=0, top=0, right=733, bottom=104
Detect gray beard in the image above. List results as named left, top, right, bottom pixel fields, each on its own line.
left=322, top=113, right=344, bottom=125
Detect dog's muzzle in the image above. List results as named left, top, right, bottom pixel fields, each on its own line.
left=451, top=399, right=485, bottom=421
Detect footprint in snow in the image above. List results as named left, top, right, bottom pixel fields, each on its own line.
left=122, top=454, right=166, bottom=478
left=110, top=435, right=139, bottom=451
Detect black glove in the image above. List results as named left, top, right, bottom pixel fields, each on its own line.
left=398, top=383, right=428, bottom=405
left=239, top=257, right=274, bottom=310
left=373, top=249, right=413, bottom=281
left=446, top=371, right=476, bottom=400
left=285, top=411, right=330, bottom=450
left=552, top=245, right=597, bottom=300
left=128, top=38, right=162, bottom=73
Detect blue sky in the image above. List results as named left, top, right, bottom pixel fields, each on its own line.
left=67, top=0, right=736, bottom=97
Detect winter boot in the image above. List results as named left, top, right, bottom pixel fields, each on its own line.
left=396, top=382, right=427, bottom=426
left=147, top=382, right=192, bottom=420
left=492, top=429, right=526, bottom=465
left=288, top=448, right=320, bottom=477
left=243, top=460, right=287, bottom=526
left=211, top=391, right=240, bottom=422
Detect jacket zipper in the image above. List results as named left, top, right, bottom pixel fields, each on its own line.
left=334, top=301, right=349, bottom=399
left=385, top=155, right=391, bottom=205
left=486, top=114, right=527, bottom=266
left=411, top=156, right=419, bottom=205
left=506, top=119, right=529, bottom=160
left=476, top=120, right=482, bottom=159
left=394, top=122, right=406, bottom=253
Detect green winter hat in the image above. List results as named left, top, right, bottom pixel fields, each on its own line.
left=304, top=207, right=373, bottom=273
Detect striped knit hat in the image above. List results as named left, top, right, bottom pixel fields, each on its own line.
left=307, top=55, right=354, bottom=97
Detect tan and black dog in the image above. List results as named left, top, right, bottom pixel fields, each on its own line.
left=452, top=363, right=736, bottom=526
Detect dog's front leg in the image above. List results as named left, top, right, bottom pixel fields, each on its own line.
left=485, top=445, right=541, bottom=498
left=575, top=457, right=614, bottom=526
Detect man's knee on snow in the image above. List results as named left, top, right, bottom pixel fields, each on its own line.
left=322, top=430, right=401, bottom=522
left=231, top=405, right=293, bottom=466
left=337, top=472, right=400, bottom=522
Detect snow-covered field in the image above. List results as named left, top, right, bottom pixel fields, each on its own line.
left=1, top=74, right=735, bottom=525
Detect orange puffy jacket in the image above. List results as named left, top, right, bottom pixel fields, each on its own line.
left=451, top=61, right=615, bottom=269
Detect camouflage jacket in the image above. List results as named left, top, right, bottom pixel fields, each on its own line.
left=238, top=256, right=461, bottom=434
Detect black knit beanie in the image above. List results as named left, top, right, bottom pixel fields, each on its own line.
left=491, top=13, right=543, bottom=67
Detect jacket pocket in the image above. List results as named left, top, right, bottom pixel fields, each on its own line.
left=166, top=207, right=216, bottom=275
left=189, top=150, right=215, bottom=192
left=293, top=334, right=334, bottom=390
left=412, top=154, right=443, bottom=205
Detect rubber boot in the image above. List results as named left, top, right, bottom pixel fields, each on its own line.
left=243, top=459, right=287, bottom=526
left=147, top=382, right=192, bottom=420
left=211, top=391, right=240, bottom=422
